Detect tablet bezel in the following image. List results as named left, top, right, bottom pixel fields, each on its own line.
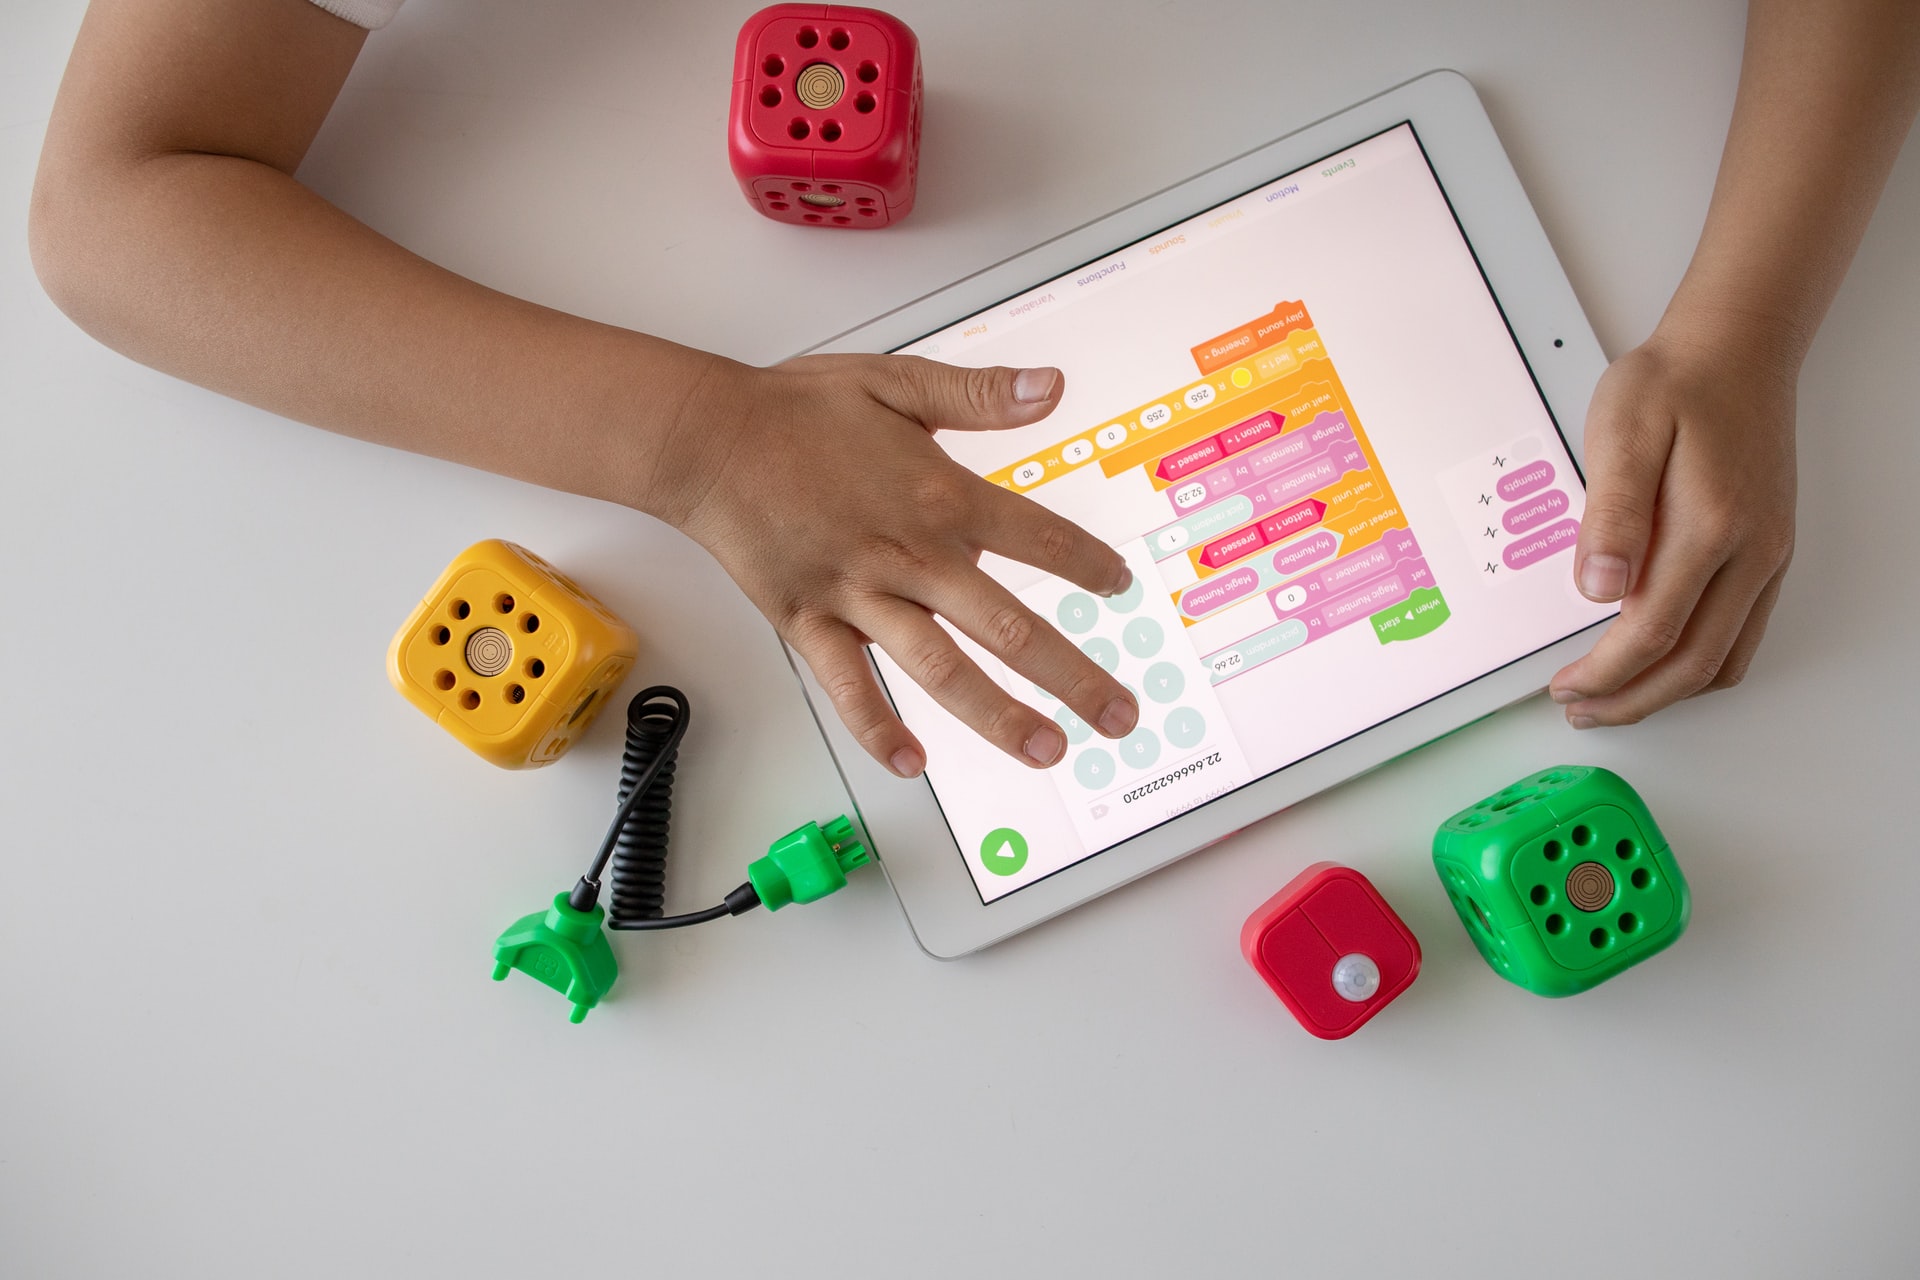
left=788, top=69, right=1615, bottom=958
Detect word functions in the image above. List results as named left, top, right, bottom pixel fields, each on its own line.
left=1440, top=438, right=1582, bottom=582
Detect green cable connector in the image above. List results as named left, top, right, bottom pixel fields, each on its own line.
left=492, top=893, right=620, bottom=1023
left=748, top=815, right=871, bottom=911
left=493, top=815, right=871, bottom=1021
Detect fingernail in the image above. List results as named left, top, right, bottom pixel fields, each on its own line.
left=1098, top=566, right=1133, bottom=600
left=1023, top=724, right=1066, bottom=766
left=1578, top=554, right=1629, bottom=601
left=1097, top=696, right=1137, bottom=737
left=1549, top=686, right=1580, bottom=705
left=889, top=747, right=925, bottom=778
left=1568, top=714, right=1597, bottom=730
left=1013, top=368, right=1059, bottom=404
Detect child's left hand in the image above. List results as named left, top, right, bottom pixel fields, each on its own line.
left=1549, top=317, right=1799, bottom=727
left=650, top=352, right=1140, bottom=779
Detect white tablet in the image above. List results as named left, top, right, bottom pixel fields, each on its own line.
left=792, top=69, right=1617, bottom=957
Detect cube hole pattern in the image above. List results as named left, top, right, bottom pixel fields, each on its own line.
left=747, top=17, right=892, bottom=155
left=388, top=541, right=637, bottom=769
left=413, top=566, right=565, bottom=738
left=731, top=6, right=922, bottom=227
left=1432, top=766, right=1689, bottom=996
left=1509, top=804, right=1678, bottom=972
left=747, top=176, right=889, bottom=225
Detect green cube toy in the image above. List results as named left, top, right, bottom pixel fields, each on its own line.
left=1432, top=766, right=1690, bottom=996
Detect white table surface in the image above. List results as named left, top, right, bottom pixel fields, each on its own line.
left=5, top=2, right=1918, bottom=1275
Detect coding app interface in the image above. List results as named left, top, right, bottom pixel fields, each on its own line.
left=883, top=124, right=1610, bottom=902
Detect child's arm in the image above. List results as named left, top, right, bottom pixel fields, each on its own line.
left=1551, top=0, right=1920, bottom=727
left=29, top=0, right=1140, bottom=779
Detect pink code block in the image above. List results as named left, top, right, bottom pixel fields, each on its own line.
left=1504, top=518, right=1581, bottom=570
left=1218, top=411, right=1284, bottom=456
left=1260, top=498, right=1327, bottom=543
left=1200, top=525, right=1267, bottom=569
left=1180, top=566, right=1262, bottom=617
left=1272, top=530, right=1340, bottom=578
left=1157, top=437, right=1225, bottom=483
left=1498, top=460, right=1555, bottom=502
left=1502, top=489, right=1569, bottom=536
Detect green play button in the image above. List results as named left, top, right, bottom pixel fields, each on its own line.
left=978, top=827, right=1029, bottom=877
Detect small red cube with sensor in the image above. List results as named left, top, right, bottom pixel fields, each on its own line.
left=728, top=5, right=923, bottom=227
left=1242, top=863, right=1421, bottom=1039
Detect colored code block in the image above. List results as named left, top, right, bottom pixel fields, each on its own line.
left=1503, top=489, right=1569, bottom=535
left=1260, top=498, right=1326, bottom=543
left=1158, top=438, right=1225, bottom=482
left=1180, top=566, right=1265, bottom=617
left=1504, top=517, right=1580, bottom=570
left=1200, top=525, right=1267, bottom=569
left=1272, top=529, right=1341, bottom=578
left=1243, top=429, right=1321, bottom=478
left=1159, top=409, right=1364, bottom=521
left=1498, top=460, right=1555, bottom=501
left=1219, top=411, right=1285, bottom=456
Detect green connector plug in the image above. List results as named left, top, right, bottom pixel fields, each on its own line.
left=492, top=893, right=619, bottom=1023
left=747, top=815, right=871, bottom=911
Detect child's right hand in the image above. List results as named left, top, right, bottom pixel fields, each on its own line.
left=651, top=354, right=1141, bottom=779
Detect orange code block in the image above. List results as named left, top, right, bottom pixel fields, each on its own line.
left=387, top=540, right=638, bottom=769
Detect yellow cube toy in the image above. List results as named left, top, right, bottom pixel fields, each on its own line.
left=388, top=540, right=638, bottom=768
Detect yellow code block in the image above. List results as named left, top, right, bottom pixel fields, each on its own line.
left=985, top=327, right=1329, bottom=492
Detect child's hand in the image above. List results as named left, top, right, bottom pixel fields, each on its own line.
left=1549, top=321, right=1798, bottom=727
left=659, top=354, right=1140, bottom=778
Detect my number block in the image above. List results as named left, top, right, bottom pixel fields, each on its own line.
left=1432, top=766, right=1690, bottom=997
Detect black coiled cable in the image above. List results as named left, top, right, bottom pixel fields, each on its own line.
left=567, top=686, right=758, bottom=929
left=606, top=687, right=683, bottom=925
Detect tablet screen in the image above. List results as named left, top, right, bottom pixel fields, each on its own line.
left=880, top=121, right=1612, bottom=902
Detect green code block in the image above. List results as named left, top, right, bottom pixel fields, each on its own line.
left=1371, top=586, right=1449, bottom=643
left=1432, top=766, right=1690, bottom=997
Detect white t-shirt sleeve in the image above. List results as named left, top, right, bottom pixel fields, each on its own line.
left=308, top=0, right=404, bottom=30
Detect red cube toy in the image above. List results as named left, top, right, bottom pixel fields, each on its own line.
left=728, top=5, right=923, bottom=228
left=1241, top=863, right=1421, bottom=1039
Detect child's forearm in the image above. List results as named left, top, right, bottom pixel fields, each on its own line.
left=29, top=0, right=724, bottom=525
left=1552, top=0, right=1919, bottom=727
left=1663, top=0, right=1920, bottom=362
left=30, top=0, right=1139, bottom=776
left=32, top=146, right=727, bottom=524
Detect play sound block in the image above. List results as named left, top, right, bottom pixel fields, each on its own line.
left=1242, top=863, right=1420, bottom=1039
